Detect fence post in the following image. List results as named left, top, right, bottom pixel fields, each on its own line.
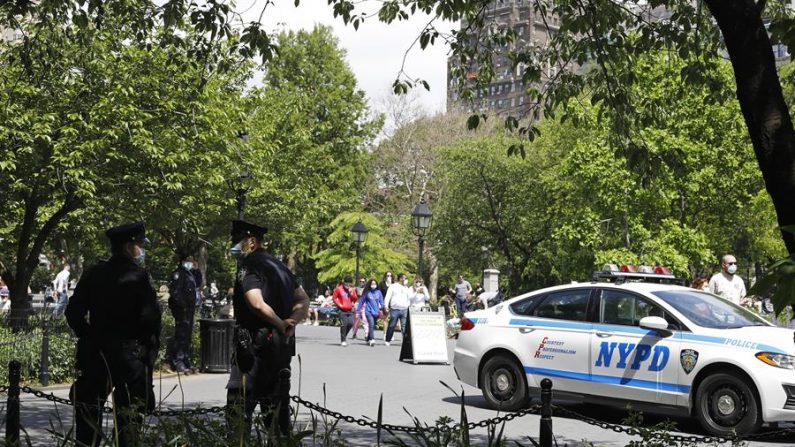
left=539, top=378, right=553, bottom=447
left=39, top=317, right=50, bottom=387
left=278, top=368, right=291, bottom=435
left=6, top=360, right=21, bottom=447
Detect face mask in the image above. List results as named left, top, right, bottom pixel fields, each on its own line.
left=370, top=284, right=377, bottom=290
left=135, top=248, right=146, bottom=265
left=727, top=264, right=738, bottom=274
left=403, top=279, right=408, bottom=286
left=229, top=242, right=244, bottom=260
left=183, top=262, right=193, bottom=270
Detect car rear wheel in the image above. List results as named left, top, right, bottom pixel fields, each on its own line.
left=695, top=373, right=762, bottom=436
left=480, top=354, right=528, bottom=411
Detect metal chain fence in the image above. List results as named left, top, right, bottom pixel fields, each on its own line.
left=4, top=380, right=795, bottom=443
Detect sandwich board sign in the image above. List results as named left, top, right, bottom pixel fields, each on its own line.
left=399, top=309, right=449, bottom=364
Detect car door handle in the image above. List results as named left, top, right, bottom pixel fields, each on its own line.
left=519, top=327, right=535, bottom=334
left=595, top=331, right=613, bottom=338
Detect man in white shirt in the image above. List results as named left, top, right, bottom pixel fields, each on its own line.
left=52, top=264, right=71, bottom=317
left=708, top=254, right=746, bottom=306
left=384, top=273, right=410, bottom=346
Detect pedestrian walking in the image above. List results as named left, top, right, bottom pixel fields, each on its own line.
left=384, top=273, right=410, bottom=346
left=409, top=276, right=429, bottom=311
left=332, top=276, right=358, bottom=346
left=356, top=278, right=385, bottom=346
left=352, top=276, right=368, bottom=339
left=65, top=222, right=161, bottom=447
left=51, top=264, right=70, bottom=317
left=225, top=220, right=309, bottom=436
left=708, top=254, right=747, bottom=306
left=378, top=271, right=393, bottom=297
left=454, top=274, right=472, bottom=316
left=168, top=256, right=201, bottom=374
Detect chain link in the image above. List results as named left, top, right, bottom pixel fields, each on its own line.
left=290, top=394, right=540, bottom=434
left=10, top=385, right=795, bottom=441
left=548, top=404, right=795, bottom=444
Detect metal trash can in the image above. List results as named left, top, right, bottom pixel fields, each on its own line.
left=199, top=318, right=235, bottom=373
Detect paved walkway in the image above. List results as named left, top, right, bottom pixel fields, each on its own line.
left=4, top=324, right=794, bottom=445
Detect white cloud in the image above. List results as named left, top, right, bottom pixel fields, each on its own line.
left=239, top=0, right=456, bottom=115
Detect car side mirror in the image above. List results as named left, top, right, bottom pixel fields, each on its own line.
left=639, top=316, right=673, bottom=338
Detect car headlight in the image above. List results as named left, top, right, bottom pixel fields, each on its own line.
left=756, top=352, right=795, bottom=369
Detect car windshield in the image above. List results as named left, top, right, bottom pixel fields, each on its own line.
left=651, top=290, right=770, bottom=329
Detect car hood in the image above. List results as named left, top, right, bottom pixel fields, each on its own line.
left=686, top=325, right=795, bottom=356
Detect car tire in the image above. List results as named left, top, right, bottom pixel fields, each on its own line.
left=695, top=372, right=762, bottom=436
left=480, top=354, right=528, bottom=411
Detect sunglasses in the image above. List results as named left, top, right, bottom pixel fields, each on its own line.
left=727, top=262, right=737, bottom=265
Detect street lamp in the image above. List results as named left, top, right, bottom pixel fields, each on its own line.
left=411, top=199, right=433, bottom=279
left=350, top=219, right=368, bottom=288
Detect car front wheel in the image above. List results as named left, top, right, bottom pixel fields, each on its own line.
left=480, top=354, right=528, bottom=411
left=695, top=372, right=762, bottom=436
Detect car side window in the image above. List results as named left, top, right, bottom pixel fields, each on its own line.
left=600, top=290, right=670, bottom=327
left=532, top=289, right=591, bottom=321
left=509, top=295, right=543, bottom=316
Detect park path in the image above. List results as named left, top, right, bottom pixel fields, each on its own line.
left=6, top=324, right=794, bottom=446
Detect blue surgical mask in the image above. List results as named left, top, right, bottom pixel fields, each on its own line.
left=183, top=262, right=194, bottom=270
left=135, top=248, right=146, bottom=265
left=230, top=242, right=244, bottom=260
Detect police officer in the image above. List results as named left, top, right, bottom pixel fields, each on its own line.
left=226, top=220, right=309, bottom=436
left=65, top=222, right=161, bottom=447
left=168, top=255, right=201, bottom=373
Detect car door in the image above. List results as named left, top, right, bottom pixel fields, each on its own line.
left=590, top=289, right=682, bottom=404
left=511, top=288, right=595, bottom=395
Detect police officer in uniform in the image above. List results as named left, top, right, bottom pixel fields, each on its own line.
left=168, top=255, right=201, bottom=373
left=65, top=222, right=161, bottom=446
left=226, top=220, right=309, bottom=436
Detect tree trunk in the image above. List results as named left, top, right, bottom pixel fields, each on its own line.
left=704, top=0, right=795, bottom=255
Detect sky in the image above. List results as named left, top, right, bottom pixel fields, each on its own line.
left=239, top=0, right=458, bottom=115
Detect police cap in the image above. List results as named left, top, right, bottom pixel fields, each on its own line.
left=230, top=220, right=267, bottom=242
left=106, top=222, right=149, bottom=246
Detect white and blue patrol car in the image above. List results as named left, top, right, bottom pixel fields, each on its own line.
left=453, top=269, right=795, bottom=436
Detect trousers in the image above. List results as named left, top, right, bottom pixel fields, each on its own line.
left=70, top=339, right=154, bottom=447
left=227, top=328, right=293, bottom=437
left=339, top=311, right=354, bottom=342
left=386, top=308, right=407, bottom=342
left=169, top=303, right=196, bottom=370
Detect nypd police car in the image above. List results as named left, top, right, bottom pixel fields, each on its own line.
left=453, top=267, right=795, bottom=436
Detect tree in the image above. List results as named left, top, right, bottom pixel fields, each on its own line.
left=313, top=212, right=413, bottom=284
left=0, top=8, right=246, bottom=314
left=242, top=26, right=380, bottom=281
left=432, top=52, right=785, bottom=291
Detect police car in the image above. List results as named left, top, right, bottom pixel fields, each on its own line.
left=453, top=266, right=795, bottom=436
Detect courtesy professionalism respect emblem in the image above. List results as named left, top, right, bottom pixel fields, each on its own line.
left=680, top=349, right=699, bottom=374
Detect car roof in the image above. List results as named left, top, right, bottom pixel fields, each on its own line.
left=505, top=281, right=691, bottom=303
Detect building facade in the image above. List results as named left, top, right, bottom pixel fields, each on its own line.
left=446, top=0, right=558, bottom=115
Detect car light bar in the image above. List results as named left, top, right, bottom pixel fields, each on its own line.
left=594, top=264, right=683, bottom=285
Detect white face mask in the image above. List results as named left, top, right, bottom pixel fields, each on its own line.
left=183, top=262, right=194, bottom=270
left=727, top=264, right=738, bottom=275
left=370, top=284, right=377, bottom=290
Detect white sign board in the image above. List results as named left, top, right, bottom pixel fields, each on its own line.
left=400, top=309, right=449, bottom=364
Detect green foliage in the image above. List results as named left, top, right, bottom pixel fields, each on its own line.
left=313, top=212, right=413, bottom=284
left=622, top=411, right=696, bottom=447
left=431, top=53, right=781, bottom=293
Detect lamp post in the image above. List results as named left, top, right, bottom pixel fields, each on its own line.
left=350, top=220, right=368, bottom=287
left=235, top=131, right=251, bottom=220
left=411, top=199, right=433, bottom=280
